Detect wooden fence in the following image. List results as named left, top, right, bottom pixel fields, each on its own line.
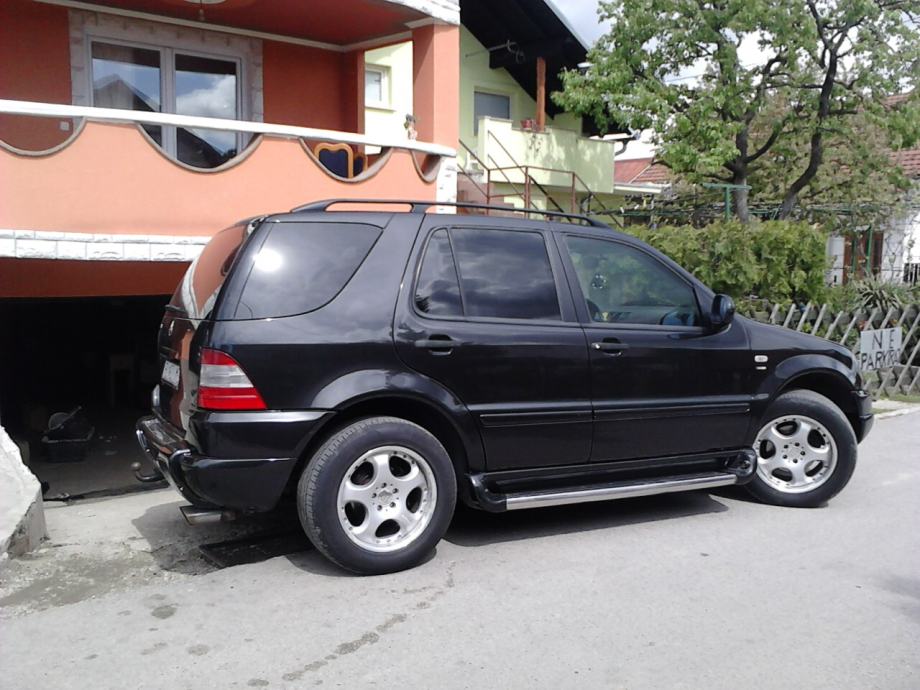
left=754, top=302, right=920, bottom=398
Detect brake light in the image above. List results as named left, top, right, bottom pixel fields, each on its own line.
left=197, top=348, right=267, bottom=411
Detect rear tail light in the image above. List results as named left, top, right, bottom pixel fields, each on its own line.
left=198, top=348, right=267, bottom=411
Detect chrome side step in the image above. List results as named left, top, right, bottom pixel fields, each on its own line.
left=504, top=472, right=738, bottom=510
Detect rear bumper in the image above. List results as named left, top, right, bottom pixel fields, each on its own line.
left=135, top=410, right=330, bottom=512
left=853, top=390, right=874, bottom=442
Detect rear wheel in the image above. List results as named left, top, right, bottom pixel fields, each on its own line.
left=746, top=390, right=857, bottom=508
left=297, top=416, right=456, bottom=574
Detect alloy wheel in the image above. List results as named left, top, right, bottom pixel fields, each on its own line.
left=336, top=446, right=438, bottom=553
left=754, top=414, right=838, bottom=494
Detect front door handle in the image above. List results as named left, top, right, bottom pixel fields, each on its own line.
left=592, top=340, right=629, bottom=355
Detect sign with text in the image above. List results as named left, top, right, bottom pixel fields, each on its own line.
left=858, top=328, right=902, bottom=372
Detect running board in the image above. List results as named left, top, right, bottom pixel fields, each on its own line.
left=467, top=448, right=756, bottom=513
left=504, top=472, right=738, bottom=511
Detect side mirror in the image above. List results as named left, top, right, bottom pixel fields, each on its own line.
left=710, top=294, right=735, bottom=330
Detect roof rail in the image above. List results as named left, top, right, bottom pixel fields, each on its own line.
left=289, top=199, right=608, bottom=227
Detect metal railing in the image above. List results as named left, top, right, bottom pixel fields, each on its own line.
left=458, top=131, right=617, bottom=222
left=0, top=99, right=456, bottom=158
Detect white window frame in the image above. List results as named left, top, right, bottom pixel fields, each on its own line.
left=87, top=37, right=245, bottom=159
left=70, top=9, right=262, bottom=163
left=365, top=65, right=391, bottom=110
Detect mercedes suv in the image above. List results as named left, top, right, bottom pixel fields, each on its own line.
left=136, top=200, right=873, bottom=574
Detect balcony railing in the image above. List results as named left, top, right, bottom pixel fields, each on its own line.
left=0, top=100, right=455, bottom=253
left=470, top=117, right=629, bottom=196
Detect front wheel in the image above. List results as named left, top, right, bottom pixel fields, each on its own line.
left=297, top=416, right=457, bottom=575
left=746, top=389, right=857, bottom=508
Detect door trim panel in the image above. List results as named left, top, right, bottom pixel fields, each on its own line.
left=594, top=398, right=751, bottom=422
left=478, top=409, right=593, bottom=427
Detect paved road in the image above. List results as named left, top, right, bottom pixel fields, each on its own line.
left=2, top=414, right=918, bottom=689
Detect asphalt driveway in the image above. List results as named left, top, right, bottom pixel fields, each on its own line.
left=1, top=414, right=918, bottom=689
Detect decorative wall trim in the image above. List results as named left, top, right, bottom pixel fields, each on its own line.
left=0, top=118, right=87, bottom=157
left=436, top=158, right=458, bottom=206
left=0, top=229, right=208, bottom=262
left=299, top=141, right=397, bottom=184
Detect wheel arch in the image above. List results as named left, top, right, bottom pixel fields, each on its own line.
left=286, top=384, right=485, bottom=502
left=773, top=368, right=861, bottom=437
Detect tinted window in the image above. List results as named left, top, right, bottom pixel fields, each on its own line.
left=235, top=222, right=380, bottom=319
left=451, top=228, right=560, bottom=320
left=415, top=229, right=463, bottom=316
left=564, top=236, right=700, bottom=326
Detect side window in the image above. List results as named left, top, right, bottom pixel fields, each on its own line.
left=451, top=228, right=560, bottom=320
left=415, top=229, right=463, bottom=316
left=564, top=236, right=700, bottom=327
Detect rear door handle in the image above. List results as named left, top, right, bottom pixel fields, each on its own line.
left=592, top=340, right=629, bottom=355
left=415, top=336, right=457, bottom=352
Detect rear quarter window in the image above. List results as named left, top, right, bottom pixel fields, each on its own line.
left=233, top=221, right=381, bottom=319
left=170, top=222, right=247, bottom=319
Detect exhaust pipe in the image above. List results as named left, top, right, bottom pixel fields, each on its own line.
left=180, top=505, right=237, bottom=526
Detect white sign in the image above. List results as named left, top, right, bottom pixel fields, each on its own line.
left=858, top=328, right=902, bottom=371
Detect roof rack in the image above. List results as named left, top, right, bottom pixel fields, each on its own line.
left=289, top=199, right=608, bottom=228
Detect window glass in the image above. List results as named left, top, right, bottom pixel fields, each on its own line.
left=91, top=42, right=162, bottom=144
left=234, top=222, right=381, bottom=319
left=415, top=229, right=463, bottom=316
left=451, top=228, right=560, bottom=320
left=365, top=68, right=385, bottom=105
left=90, top=42, right=243, bottom=169
left=564, top=236, right=700, bottom=326
left=175, top=53, right=240, bottom=167
left=473, top=91, right=511, bottom=134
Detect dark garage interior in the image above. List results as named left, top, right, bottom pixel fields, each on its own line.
left=0, top=295, right=170, bottom=497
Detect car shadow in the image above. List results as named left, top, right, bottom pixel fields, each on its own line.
left=444, top=491, right=730, bottom=548
left=131, top=498, right=294, bottom=575
left=131, top=491, right=731, bottom=576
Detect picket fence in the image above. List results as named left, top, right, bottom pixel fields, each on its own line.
left=755, top=302, right=920, bottom=398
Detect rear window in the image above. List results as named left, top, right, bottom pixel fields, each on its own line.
left=233, top=221, right=381, bottom=319
left=170, top=222, right=247, bottom=319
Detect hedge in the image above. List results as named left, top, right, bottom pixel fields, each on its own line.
left=623, top=219, right=829, bottom=304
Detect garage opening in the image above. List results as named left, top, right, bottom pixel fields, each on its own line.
left=0, top=258, right=188, bottom=498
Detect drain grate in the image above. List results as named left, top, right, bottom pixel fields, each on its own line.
left=199, top=530, right=312, bottom=569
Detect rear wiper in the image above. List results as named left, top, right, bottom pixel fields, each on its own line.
left=164, top=304, right=186, bottom=314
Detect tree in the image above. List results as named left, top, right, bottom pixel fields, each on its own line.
left=555, top=0, right=920, bottom=222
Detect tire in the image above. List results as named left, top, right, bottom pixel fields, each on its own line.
left=746, top=389, right=857, bottom=508
left=297, top=416, right=457, bottom=575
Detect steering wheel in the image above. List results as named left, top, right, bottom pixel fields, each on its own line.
left=586, top=299, right=602, bottom=321
left=659, top=309, right=689, bottom=326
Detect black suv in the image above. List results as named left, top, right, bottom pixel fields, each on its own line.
left=137, top=200, right=873, bottom=574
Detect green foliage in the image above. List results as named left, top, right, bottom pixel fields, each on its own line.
left=853, top=277, right=917, bottom=312
left=555, top=0, right=920, bottom=220
left=624, top=220, right=829, bottom=303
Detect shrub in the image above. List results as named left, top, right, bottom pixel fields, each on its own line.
left=623, top=219, right=829, bottom=304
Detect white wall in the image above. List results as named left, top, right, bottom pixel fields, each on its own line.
left=0, top=425, right=46, bottom=560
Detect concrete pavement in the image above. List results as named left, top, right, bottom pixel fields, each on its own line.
left=1, top=414, right=918, bottom=689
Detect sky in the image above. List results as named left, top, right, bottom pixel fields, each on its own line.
left=550, top=0, right=608, bottom=45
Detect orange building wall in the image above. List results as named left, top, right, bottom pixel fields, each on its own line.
left=0, top=0, right=73, bottom=150
left=0, top=259, right=188, bottom=299
left=262, top=42, right=355, bottom=131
